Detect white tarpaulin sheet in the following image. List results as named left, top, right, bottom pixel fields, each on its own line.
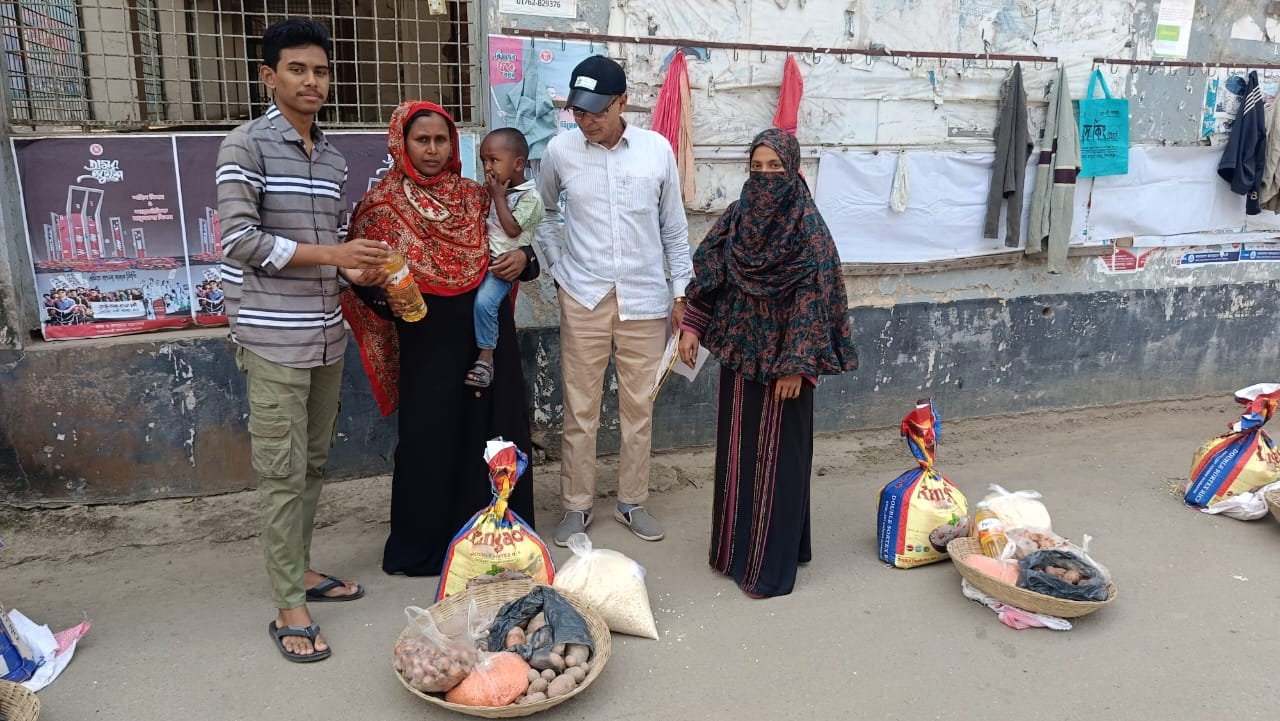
left=1087, top=145, right=1280, bottom=244
left=815, top=150, right=1035, bottom=263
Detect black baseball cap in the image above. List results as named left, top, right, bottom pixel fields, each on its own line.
left=566, top=55, right=627, bottom=114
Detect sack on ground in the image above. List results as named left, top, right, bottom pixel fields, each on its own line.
left=1, top=606, right=38, bottom=683
left=393, top=605, right=478, bottom=693
left=1183, top=384, right=1280, bottom=509
left=437, top=439, right=555, bottom=601
left=1201, top=480, right=1280, bottom=520
left=552, top=533, right=659, bottom=639
left=1017, top=549, right=1109, bottom=602
left=877, top=399, right=970, bottom=568
left=983, top=484, right=1052, bottom=530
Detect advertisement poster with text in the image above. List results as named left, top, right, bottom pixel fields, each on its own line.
left=173, top=135, right=227, bottom=327
left=12, top=136, right=195, bottom=340
left=14, top=130, right=474, bottom=342
left=487, top=34, right=597, bottom=174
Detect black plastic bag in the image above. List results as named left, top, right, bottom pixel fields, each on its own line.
left=1017, top=549, right=1108, bottom=602
left=485, top=587, right=593, bottom=661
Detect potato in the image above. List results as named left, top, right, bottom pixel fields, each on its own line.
left=528, top=677, right=548, bottom=694
left=552, top=643, right=566, bottom=656
left=547, top=674, right=577, bottom=698
left=527, top=668, right=541, bottom=683
left=565, top=665, right=586, bottom=683
left=529, top=650, right=566, bottom=672
left=526, top=612, right=547, bottom=636
left=523, top=691, right=547, bottom=704
left=505, top=627, right=526, bottom=650
left=564, top=643, right=590, bottom=667
left=540, top=668, right=556, bottom=681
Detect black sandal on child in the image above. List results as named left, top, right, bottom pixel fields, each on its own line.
left=464, top=360, right=494, bottom=388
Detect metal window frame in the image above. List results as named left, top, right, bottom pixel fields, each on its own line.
left=4, top=0, right=483, bottom=132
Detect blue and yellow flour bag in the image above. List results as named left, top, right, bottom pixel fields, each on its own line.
left=877, top=399, right=969, bottom=568
left=1184, top=384, right=1280, bottom=508
left=437, top=439, right=555, bottom=601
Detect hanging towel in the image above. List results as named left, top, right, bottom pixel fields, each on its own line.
left=502, top=52, right=558, bottom=161
left=1026, top=65, right=1078, bottom=272
left=1259, top=98, right=1280, bottom=213
left=773, top=54, right=803, bottom=135
left=1219, top=71, right=1266, bottom=216
left=984, top=63, right=1031, bottom=247
left=652, top=50, right=696, bottom=205
left=890, top=149, right=910, bottom=213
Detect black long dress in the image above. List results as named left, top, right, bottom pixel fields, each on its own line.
left=708, top=366, right=814, bottom=597
left=381, top=289, right=536, bottom=576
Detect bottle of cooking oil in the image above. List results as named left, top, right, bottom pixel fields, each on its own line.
left=973, top=502, right=1008, bottom=558
left=384, top=250, right=426, bottom=322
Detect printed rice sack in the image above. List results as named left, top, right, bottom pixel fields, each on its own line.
left=437, top=439, right=554, bottom=601
left=1184, top=384, right=1280, bottom=509
left=877, top=399, right=969, bottom=568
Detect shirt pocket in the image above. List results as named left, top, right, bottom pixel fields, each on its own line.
left=620, top=174, right=661, bottom=216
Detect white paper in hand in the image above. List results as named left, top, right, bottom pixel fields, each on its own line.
left=672, top=338, right=709, bottom=381
left=648, top=331, right=709, bottom=400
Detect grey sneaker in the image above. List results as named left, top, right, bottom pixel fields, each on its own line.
left=553, top=510, right=592, bottom=547
left=614, top=506, right=665, bottom=541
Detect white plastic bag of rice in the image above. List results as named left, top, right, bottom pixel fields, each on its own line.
left=552, top=533, right=658, bottom=639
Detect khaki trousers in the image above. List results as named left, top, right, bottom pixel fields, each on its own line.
left=237, top=346, right=343, bottom=609
left=559, top=291, right=666, bottom=511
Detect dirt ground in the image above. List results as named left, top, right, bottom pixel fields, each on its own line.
left=3, top=395, right=1280, bottom=721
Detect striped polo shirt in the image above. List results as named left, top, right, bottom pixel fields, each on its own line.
left=216, top=104, right=349, bottom=368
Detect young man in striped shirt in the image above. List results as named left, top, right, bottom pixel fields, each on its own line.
left=216, top=18, right=389, bottom=663
left=535, top=55, right=694, bottom=547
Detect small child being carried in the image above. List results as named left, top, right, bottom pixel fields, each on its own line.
left=465, top=128, right=545, bottom=388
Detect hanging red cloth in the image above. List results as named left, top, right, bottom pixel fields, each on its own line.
left=652, top=50, right=695, bottom=204
left=773, top=54, right=803, bottom=135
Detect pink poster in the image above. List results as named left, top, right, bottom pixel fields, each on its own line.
left=490, top=36, right=524, bottom=85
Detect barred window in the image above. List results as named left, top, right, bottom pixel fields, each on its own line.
left=2, top=1, right=90, bottom=123
left=3, top=0, right=477, bottom=131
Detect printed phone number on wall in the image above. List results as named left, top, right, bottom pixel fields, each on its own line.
left=512, top=0, right=565, bottom=7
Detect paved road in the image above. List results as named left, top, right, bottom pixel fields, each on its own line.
left=4, top=396, right=1279, bottom=721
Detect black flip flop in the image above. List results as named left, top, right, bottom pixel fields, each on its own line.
left=269, top=621, right=332, bottom=663
left=305, top=574, right=365, bottom=603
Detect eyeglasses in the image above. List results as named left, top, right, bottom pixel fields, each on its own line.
left=570, top=98, right=618, bottom=119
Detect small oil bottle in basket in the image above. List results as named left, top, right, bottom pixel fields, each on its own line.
left=973, top=502, right=1008, bottom=558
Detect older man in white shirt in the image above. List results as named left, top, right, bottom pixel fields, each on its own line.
left=535, top=55, right=694, bottom=546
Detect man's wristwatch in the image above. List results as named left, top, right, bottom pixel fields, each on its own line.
left=673, top=296, right=687, bottom=304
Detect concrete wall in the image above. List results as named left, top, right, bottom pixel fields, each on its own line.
left=4, top=0, right=1280, bottom=502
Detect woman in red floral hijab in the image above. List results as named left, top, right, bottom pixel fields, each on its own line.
left=342, top=100, right=539, bottom=576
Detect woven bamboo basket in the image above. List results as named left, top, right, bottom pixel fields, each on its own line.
left=392, top=580, right=610, bottom=718
left=1265, top=486, right=1280, bottom=525
left=947, top=537, right=1117, bottom=619
left=0, top=680, right=40, bottom=721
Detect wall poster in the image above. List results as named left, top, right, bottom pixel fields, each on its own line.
left=11, top=130, right=425, bottom=341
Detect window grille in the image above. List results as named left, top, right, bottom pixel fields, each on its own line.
left=1, top=1, right=90, bottom=123
left=3, top=0, right=477, bottom=131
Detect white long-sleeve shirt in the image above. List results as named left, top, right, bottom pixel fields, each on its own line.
left=534, top=123, right=693, bottom=321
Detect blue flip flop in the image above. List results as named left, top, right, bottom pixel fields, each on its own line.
left=269, top=621, right=331, bottom=663
left=306, top=574, right=365, bottom=603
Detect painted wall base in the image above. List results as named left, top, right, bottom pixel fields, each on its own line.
left=3, top=281, right=1272, bottom=503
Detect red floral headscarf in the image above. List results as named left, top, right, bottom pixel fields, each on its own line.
left=341, top=100, right=490, bottom=415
